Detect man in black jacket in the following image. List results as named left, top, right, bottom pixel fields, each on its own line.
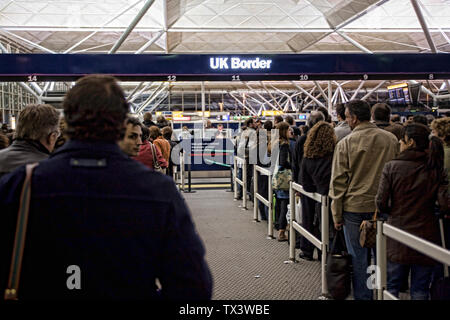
left=0, top=104, right=60, bottom=179
left=0, top=75, right=212, bottom=300
left=143, top=112, right=157, bottom=128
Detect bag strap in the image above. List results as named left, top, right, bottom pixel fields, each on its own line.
left=373, top=208, right=378, bottom=221
left=4, top=162, right=38, bottom=300
left=330, top=229, right=347, bottom=255
left=149, top=142, right=159, bottom=168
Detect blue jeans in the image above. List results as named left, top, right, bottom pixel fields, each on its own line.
left=343, top=212, right=375, bottom=300
left=387, top=261, right=434, bottom=300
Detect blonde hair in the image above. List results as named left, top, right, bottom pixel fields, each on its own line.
left=431, top=118, right=450, bottom=147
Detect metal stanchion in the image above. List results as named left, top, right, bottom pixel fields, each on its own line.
left=267, top=172, right=274, bottom=239
left=253, top=165, right=259, bottom=222
left=289, top=182, right=295, bottom=261
left=320, top=195, right=329, bottom=296
left=241, top=161, right=247, bottom=210
left=184, top=162, right=196, bottom=193
left=180, top=151, right=185, bottom=192
left=233, top=157, right=238, bottom=200
left=376, top=220, right=387, bottom=300
left=226, top=162, right=234, bottom=193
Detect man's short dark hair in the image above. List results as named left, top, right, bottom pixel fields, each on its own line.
left=307, top=111, right=325, bottom=128
left=149, top=126, right=162, bottom=140
left=317, top=106, right=331, bottom=123
left=161, top=126, right=173, bottom=140
left=412, top=114, right=428, bottom=126
left=263, top=121, right=273, bottom=131
left=345, top=100, right=371, bottom=122
left=126, top=117, right=142, bottom=127
left=285, top=115, right=294, bottom=125
left=335, top=103, right=346, bottom=120
left=245, top=118, right=254, bottom=127
left=64, top=75, right=129, bottom=142
left=143, top=112, right=152, bottom=122
left=372, top=103, right=391, bottom=122
left=274, top=115, right=283, bottom=123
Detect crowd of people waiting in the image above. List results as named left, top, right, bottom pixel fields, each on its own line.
left=0, top=74, right=448, bottom=300
left=235, top=101, right=449, bottom=300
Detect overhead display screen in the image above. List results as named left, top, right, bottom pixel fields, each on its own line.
left=0, top=53, right=449, bottom=82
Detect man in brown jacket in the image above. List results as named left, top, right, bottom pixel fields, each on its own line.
left=329, top=99, right=398, bottom=300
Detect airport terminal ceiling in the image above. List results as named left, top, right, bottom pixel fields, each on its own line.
left=0, top=0, right=450, bottom=119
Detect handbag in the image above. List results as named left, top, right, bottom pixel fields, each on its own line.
left=359, top=210, right=378, bottom=248
left=4, top=163, right=38, bottom=300
left=326, top=229, right=352, bottom=300
left=271, top=166, right=292, bottom=190
left=150, top=142, right=166, bottom=174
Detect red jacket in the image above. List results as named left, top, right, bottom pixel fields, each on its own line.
left=132, top=140, right=168, bottom=170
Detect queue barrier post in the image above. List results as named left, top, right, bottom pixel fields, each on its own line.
left=289, top=182, right=295, bottom=261
left=233, top=157, right=238, bottom=199
left=267, top=171, right=274, bottom=239
left=242, top=159, right=247, bottom=210
left=376, top=220, right=387, bottom=300
left=320, top=195, right=329, bottom=296
left=253, top=165, right=275, bottom=239
left=253, top=165, right=259, bottom=222
left=288, top=181, right=329, bottom=298
left=376, top=219, right=450, bottom=300
left=233, top=156, right=247, bottom=210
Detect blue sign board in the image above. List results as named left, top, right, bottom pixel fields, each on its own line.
left=0, top=53, right=449, bottom=81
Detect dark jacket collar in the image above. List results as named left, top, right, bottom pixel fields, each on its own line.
left=374, top=121, right=390, bottom=129
left=51, top=139, right=125, bottom=158
left=395, top=148, right=427, bottom=162
left=14, top=138, right=50, bottom=155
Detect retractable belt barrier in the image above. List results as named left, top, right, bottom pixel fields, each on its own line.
left=376, top=220, right=450, bottom=300
left=253, top=165, right=274, bottom=239
left=289, top=181, right=329, bottom=297
left=233, top=156, right=248, bottom=210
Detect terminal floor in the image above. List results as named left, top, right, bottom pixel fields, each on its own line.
left=182, top=189, right=323, bottom=300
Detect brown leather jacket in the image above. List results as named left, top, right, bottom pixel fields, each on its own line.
left=376, top=149, right=449, bottom=265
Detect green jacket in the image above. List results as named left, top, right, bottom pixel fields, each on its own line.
left=329, top=122, right=399, bottom=224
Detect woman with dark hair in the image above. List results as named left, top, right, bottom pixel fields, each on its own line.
left=273, top=122, right=292, bottom=241
left=299, top=121, right=336, bottom=260
left=376, top=123, right=449, bottom=300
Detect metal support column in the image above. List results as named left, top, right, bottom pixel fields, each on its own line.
left=109, top=0, right=156, bottom=54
